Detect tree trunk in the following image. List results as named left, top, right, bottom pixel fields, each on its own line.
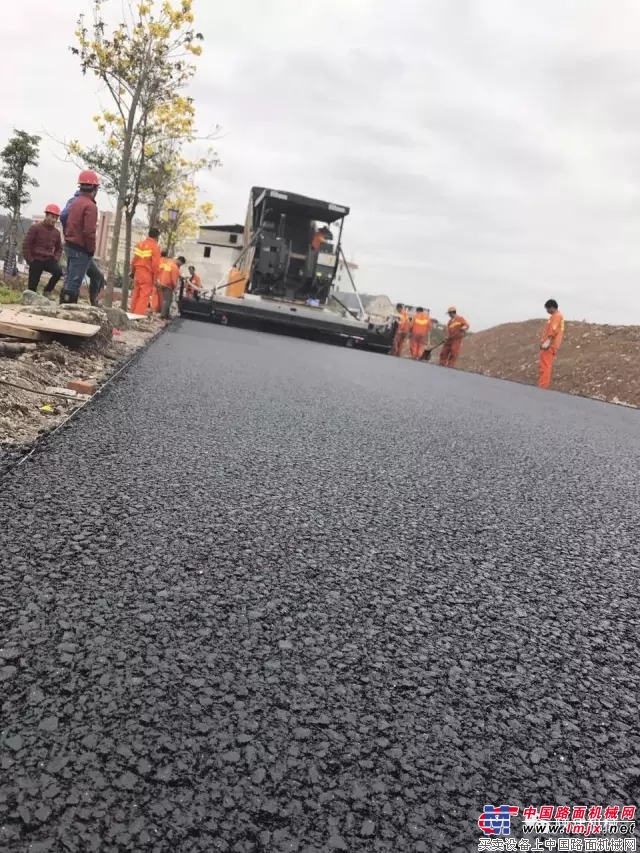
left=120, top=212, right=134, bottom=310
left=103, top=88, right=141, bottom=308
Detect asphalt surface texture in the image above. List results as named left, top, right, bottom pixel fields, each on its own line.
left=2, top=319, right=639, bottom=853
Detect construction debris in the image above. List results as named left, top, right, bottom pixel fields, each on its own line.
left=0, top=342, right=38, bottom=358
left=0, top=321, right=50, bottom=342
left=0, top=313, right=165, bottom=470
left=0, top=308, right=100, bottom=339
left=67, top=379, right=97, bottom=396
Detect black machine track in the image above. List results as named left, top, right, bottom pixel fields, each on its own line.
left=1, top=319, right=639, bottom=852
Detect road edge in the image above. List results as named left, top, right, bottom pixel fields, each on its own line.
left=0, top=321, right=170, bottom=478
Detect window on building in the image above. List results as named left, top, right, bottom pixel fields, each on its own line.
left=229, top=234, right=238, bottom=244
left=204, top=246, right=211, bottom=258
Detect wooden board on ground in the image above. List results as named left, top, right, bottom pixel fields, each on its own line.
left=0, top=309, right=100, bottom=338
left=126, top=313, right=147, bottom=321
left=0, top=321, right=52, bottom=342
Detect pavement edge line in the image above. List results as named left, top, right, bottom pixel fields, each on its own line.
left=1, top=321, right=170, bottom=477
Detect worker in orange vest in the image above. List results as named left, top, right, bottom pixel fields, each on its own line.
left=311, top=225, right=331, bottom=251
left=409, top=307, right=431, bottom=360
left=185, top=265, right=202, bottom=299
left=151, top=250, right=170, bottom=313
left=439, top=306, right=469, bottom=367
left=389, top=303, right=410, bottom=356
left=130, top=227, right=161, bottom=315
left=538, top=299, right=565, bottom=389
left=155, top=254, right=185, bottom=319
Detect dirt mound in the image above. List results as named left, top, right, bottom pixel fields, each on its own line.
left=18, top=303, right=114, bottom=351
left=456, top=319, right=640, bottom=406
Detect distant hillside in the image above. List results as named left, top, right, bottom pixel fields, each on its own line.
left=456, top=319, right=640, bottom=407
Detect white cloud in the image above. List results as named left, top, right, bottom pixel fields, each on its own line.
left=3, top=0, right=640, bottom=328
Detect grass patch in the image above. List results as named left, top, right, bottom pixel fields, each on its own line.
left=0, top=284, right=22, bottom=305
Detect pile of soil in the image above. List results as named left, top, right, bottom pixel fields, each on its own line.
left=456, top=319, right=640, bottom=407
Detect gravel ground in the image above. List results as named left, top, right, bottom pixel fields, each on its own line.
left=1, top=319, right=639, bottom=853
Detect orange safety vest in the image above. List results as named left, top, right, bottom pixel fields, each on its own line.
left=397, top=310, right=410, bottom=333
left=158, top=258, right=180, bottom=290
left=190, top=273, right=202, bottom=288
left=131, top=237, right=161, bottom=281
left=411, top=311, right=431, bottom=335
left=446, top=314, right=468, bottom=340
left=311, top=232, right=326, bottom=251
left=541, top=311, right=564, bottom=351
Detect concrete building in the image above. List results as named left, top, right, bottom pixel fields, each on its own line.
left=178, top=224, right=244, bottom=291
left=334, top=258, right=358, bottom=288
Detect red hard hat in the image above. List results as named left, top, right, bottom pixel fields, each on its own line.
left=44, top=204, right=61, bottom=216
left=78, top=169, right=100, bottom=187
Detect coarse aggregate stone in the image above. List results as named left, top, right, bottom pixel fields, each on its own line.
left=1, top=319, right=640, bottom=852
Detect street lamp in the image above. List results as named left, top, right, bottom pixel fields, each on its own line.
left=166, top=207, right=180, bottom=255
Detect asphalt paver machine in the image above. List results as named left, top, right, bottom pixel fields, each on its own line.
left=179, top=187, right=394, bottom=350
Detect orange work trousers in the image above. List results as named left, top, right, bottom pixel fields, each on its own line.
left=389, top=330, right=407, bottom=356
left=130, top=275, right=154, bottom=315
left=150, top=284, right=163, bottom=314
left=439, top=338, right=462, bottom=367
left=538, top=348, right=556, bottom=388
left=410, top=334, right=427, bottom=360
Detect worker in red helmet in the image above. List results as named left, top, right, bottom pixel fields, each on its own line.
left=59, top=169, right=100, bottom=304
left=61, top=185, right=104, bottom=306
left=22, top=204, right=63, bottom=295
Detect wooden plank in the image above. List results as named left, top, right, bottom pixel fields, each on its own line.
left=0, top=322, right=50, bottom=342
left=0, top=309, right=99, bottom=338
left=126, top=313, right=147, bottom=321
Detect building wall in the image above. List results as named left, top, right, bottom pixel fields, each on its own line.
left=197, top=227, right=244, bottom=250
left=179, top=239, right=243, bottom=291
left=100, top=212, right=147, bottom=269
left=334, top=259, right=358, bottom=288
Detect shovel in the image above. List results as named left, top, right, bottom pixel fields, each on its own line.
left=422, top=340, right=445, bottom=362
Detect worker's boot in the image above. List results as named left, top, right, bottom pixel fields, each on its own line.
left=59, top=291, right=78, bottom=305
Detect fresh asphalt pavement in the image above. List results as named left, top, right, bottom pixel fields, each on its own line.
left=1, top=319, right=639, bottom=853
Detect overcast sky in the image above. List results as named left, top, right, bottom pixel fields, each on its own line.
left=4, top=0, right=640, bottom=328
